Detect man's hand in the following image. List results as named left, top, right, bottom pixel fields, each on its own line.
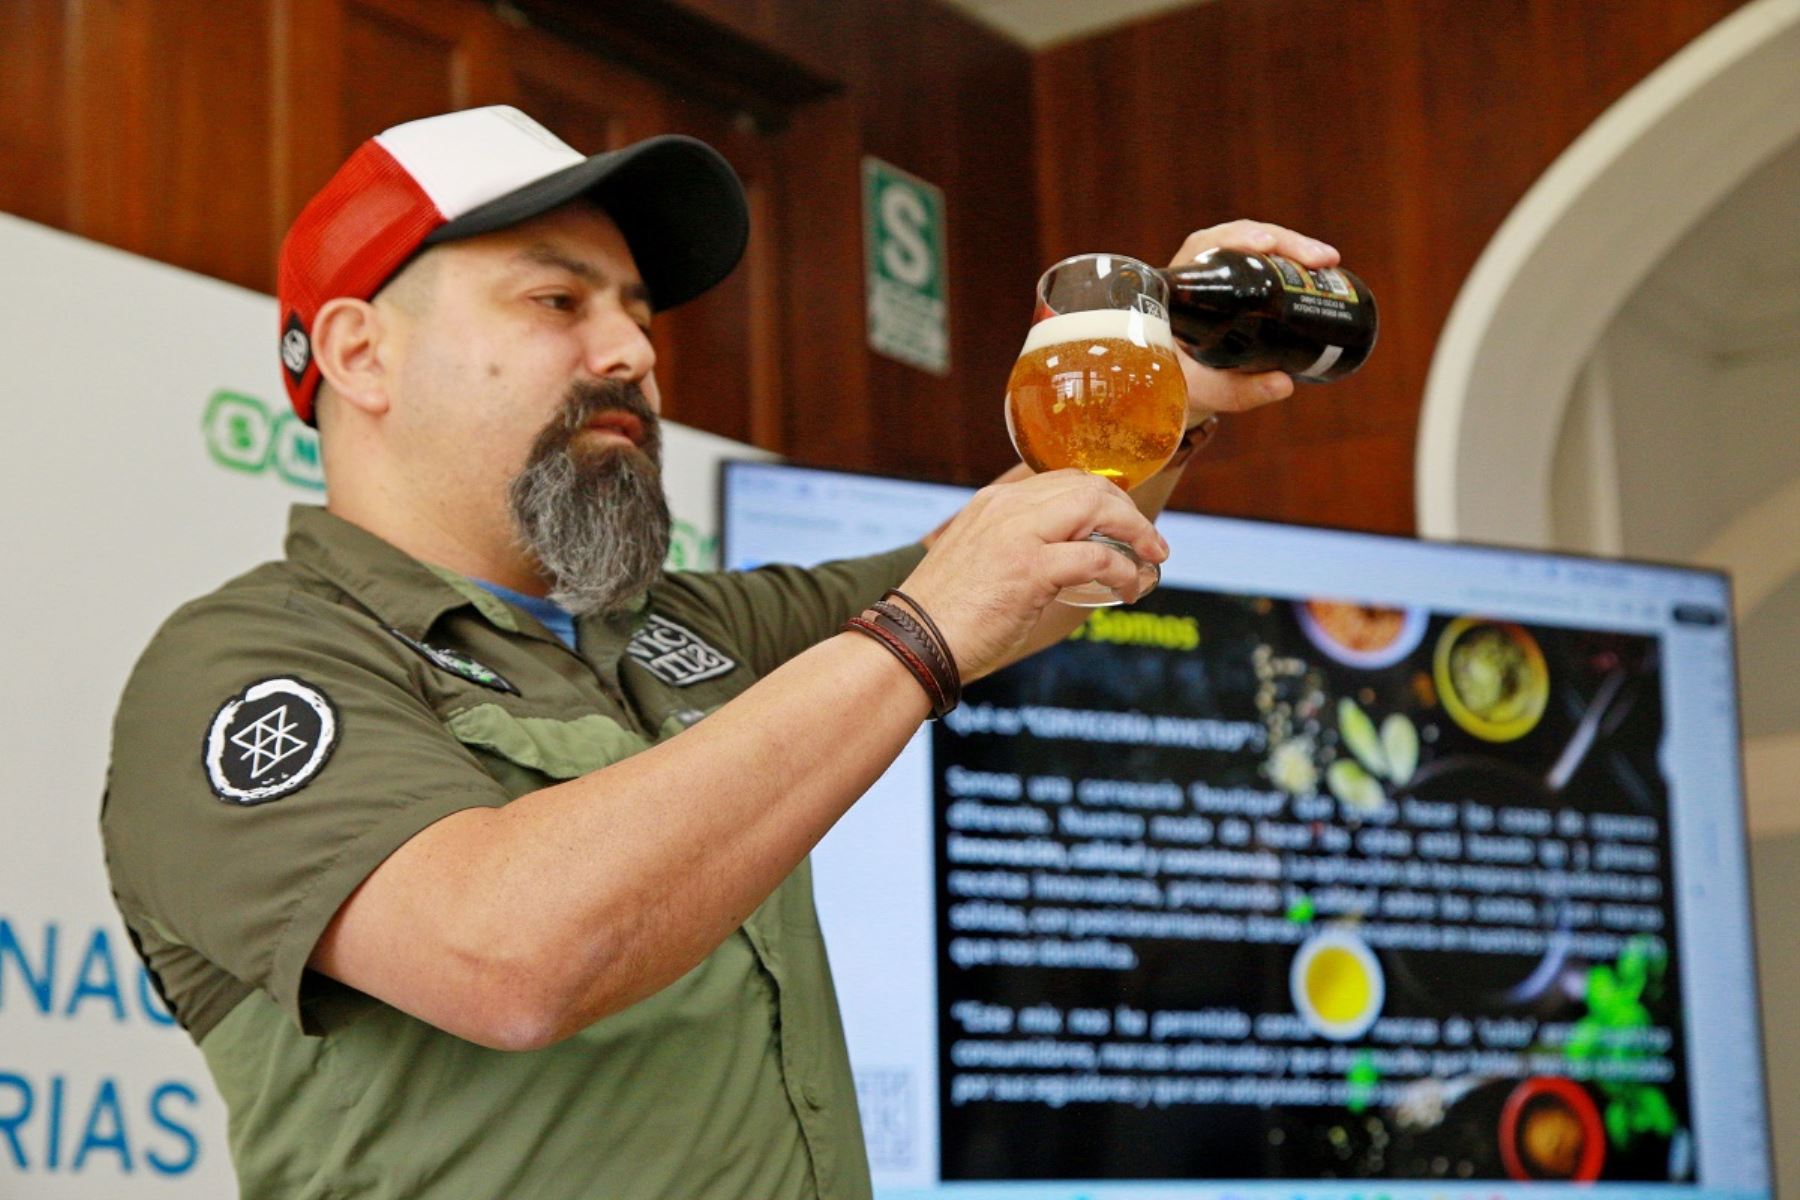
left=1167, top=220, right=1341, bottom=426
left=900, top=469, right=1167, bottom=681
left=927, top=221, right=1344, bottom=671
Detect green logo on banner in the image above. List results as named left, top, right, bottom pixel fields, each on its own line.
left=863, top=157, right=949, bottom=375
left=202, top=390, right=324, bottom=490
left=666, top=518, right=718, bottom=571
left=272, top=409, right=325, bottom=488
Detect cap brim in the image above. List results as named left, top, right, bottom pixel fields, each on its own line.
left=423, top=134, right=748, bottom=311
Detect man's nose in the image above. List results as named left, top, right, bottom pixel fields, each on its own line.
left=583, top=311, right=657, bottom=383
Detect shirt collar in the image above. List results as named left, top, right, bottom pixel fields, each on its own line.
left=284, top=505, right=662, bottom=647
left=283, top=505, right=496, bottom=640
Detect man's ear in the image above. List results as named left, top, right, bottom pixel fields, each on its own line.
left=312, top=297, right=391, bottom=417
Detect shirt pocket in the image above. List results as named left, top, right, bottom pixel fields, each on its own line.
left=443, top=702, right=651, bottom=786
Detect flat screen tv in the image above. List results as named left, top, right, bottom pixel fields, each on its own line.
left=720, top=459, right=1772, bottom=1200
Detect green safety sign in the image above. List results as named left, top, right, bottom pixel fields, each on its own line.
left=862, top=157, right=949, bottom=375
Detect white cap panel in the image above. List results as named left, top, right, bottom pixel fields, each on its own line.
left=375, top=105, right=585, bottom=219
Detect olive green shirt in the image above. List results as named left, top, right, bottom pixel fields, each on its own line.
left=102, top=504, right=925, bottom=1200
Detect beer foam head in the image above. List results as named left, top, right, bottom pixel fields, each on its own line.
left=1021, top=307, right=1175, bottom=356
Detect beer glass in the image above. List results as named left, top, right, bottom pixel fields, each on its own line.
left=1005, top=253, right=1187, bottom=606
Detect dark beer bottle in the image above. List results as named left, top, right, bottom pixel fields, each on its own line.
left=1155, top=249, right=1378, bottom=382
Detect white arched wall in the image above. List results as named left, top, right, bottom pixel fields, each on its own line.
left=1700, top=477, right=1800, bottom=623
left=1704, top=481, right=1800, bottom=840
left=1413, top=7, right=1800, bottom=1183
left=1416, top=0, right=1800, bottom=829
left=1415, top=0, right=1800, bottom=548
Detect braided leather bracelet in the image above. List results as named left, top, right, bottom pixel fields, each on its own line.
left=844, top=590, right=962, bottom=719
left=871, top=600, right=954, bottom=690
left=884, top=589, right=961, bottom=714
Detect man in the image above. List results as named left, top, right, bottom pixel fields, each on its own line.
left=102, top=106, right=1337, bottom=1198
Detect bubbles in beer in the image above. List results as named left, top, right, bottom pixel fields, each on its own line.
left=1005, top=309, right=1187, bottom=491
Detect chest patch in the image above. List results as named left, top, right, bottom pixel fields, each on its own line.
left=386, top=628, right=519, bottom=695
left=204, top=677, right=339, bottom=804
left=626, top=616, right=737, bottom=687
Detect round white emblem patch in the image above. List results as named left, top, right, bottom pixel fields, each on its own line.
left=280, top=327, right=311, bottom=376
left=204, top=677, right=338, bottom=804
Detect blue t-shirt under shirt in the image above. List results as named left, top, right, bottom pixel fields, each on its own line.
left=472, top=579, right=578, bottom=650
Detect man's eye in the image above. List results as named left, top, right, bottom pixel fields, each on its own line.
left=534, top=293, right=576, bottom=311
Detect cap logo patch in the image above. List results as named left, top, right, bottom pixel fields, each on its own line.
left=386, top=628, right=519, bottom=694
left=280, top=312, right=312, bottom=383
left=627, top=616, right=736, bottom=687
left=204, top=677, right=339, bottom=804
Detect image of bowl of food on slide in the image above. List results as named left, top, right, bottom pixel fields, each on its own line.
left=1434, top=617, right=1549, bottom=742
left=1499, top=1076, right=1607, bottom=1182
left=1290, top=927, right=1385, bottom=1040
left=1296, top=598, right=1429, bottom=669
left=1383, top=663, right=1638, bottom=1009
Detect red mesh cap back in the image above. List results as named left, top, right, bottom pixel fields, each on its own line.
left=276, top=141, right=445, bottom=424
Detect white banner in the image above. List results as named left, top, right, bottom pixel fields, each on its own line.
left=0, top=213, right=768, bottom=1194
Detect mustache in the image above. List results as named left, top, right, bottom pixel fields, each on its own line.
left=538, top=378, right=662, bottom=458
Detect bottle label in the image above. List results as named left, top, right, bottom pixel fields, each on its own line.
left=1269, top=254, right=1361, bottom=327
left=1269, top=255, right=1359, bottom=302
left=1298, top=344, right=1345, bottom=380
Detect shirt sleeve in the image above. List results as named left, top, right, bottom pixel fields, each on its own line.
left=103, top=583, right=510, bottom=1036
left=674, top=542, right=928, bottom=678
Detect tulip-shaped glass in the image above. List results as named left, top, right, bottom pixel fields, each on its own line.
left=1004, top=253, right=1188, bottom=606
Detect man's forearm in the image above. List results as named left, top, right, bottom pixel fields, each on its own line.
left=314, top=630, right=931, bottom=1049
left=316, top=469, right=1166, bottom=1051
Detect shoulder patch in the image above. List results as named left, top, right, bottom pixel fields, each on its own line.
left=204, top=677, right=339, bottom=805
left=385, top=628, right=519, bottom=694
left=626, top=615, right=737, bottom=687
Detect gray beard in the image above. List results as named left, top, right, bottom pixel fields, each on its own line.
left=507, top=382, right=670, bottom=617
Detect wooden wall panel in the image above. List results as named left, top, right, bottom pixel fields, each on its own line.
left=662, top=0, right=1042, bottom=484
left=60, top=0, right=274, bottom=291
left=0, top=1, right=1036, bottom=489
left=0, top=1, right=68, bottom=229
left=272, top=0, right=348, bottom=265
left=771, top=92, right=876, bottom=465
left=656, top=0, right=850, bottom=84
left=645, top=102, right=780, bottom=448
left=508, top=29, right=645, bottom=152
left=845, top=0, right=1041, bottom=481
left=339, top=5, right=460, bottom=145
left=1036, top=0, right=1749, bottom=533
left=1, top=0, right=1034, bottom=487
left=498, top=22, right=791, bottom=448
left=2, top=0, right=1744, bottom=519
left=274, top=0, right=521, bottom=279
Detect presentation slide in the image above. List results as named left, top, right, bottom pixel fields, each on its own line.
left=720, top=461, right=1771, bottom=1200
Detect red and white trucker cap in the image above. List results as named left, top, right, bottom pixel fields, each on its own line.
left=276, top=105, right=748, bottom=423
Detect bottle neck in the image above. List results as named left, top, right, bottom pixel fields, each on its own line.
left=1159, top=251, right=1268, bottom=338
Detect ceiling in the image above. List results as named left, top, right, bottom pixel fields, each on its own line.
left=939, top=0, right=1209, bottom=48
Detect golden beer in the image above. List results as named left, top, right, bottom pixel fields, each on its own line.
left=1005, top=307, right=1188, bottom=492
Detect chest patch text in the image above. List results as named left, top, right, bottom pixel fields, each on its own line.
left=627, top=616, right=737, bottom=687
